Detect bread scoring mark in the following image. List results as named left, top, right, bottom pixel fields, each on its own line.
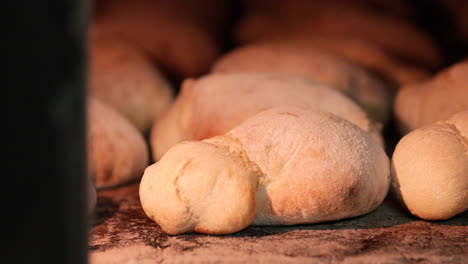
left=171, top=159, right=199, bottom=224
left=444, top=121, right=468, bottom=151
left=172, top=160, right=189, bottom=202
left=279, top=112, right=299, bottom=118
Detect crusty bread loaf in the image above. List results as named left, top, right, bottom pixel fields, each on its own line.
left=394, top=60, right=468, bottom=134
left=89, top=32, right=173, bottom=133
left=262, top=36, right=430, bottom=86
left=391, top=110, right=468, bottom=220
left=88, top=98, right=149, bottom=188
left=93, top=0, right=222, bottom=77
left=236, top=1, right=442, bottom=68
left=212, top=42, right=391, bottom=123
left=151, top=72, right=383, bottom=160
left=140, top=108, right=390, bottom=234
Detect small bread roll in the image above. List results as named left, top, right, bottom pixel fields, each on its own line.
left=140, top=108, right=390, bottom=234
left=236, top=1, right=442, bottom=68
left=93, top=0, right=222, bottom=77
left=89, top=32, right=173, bottom=133
left=151, top=72, right=383, bottom=160
left=88, top=98, right=149, bottom=188
left=140, top=139, right=260, bottom=235
left=212, top=42, right=391, bottom=123
left=395, top=60, right=468, bottom=134
left=391, top=110, right=468, bottom=220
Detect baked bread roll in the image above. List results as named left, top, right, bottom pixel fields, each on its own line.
left=262, top=36, right=430, bottom=86
left=212, top=42, right=391, bottom=123
left=395, top=60, right=468, bottom=134
left=89, top=32, right=173, bottom=133
left=151, top=72, right=383, bottom=160
left=88, top=98, right=149, bottom=188
left=93, top=0, right=222, bottom=77
left=140, top=108, right=390, bottom=234
left=391, top=110, right=468, bottom=220
left=236, top=1, right=442, bottom=68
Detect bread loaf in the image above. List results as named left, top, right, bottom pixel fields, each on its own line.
left=88, top=98, right=149, bottom=188
left=236, top=1, right=442, bottom=68
left=89, top=32, right=173, bottom=133
left=151, top=72, right=383, bottom=160
left=395, top=60, right=468, bottom=134
left=265, top=36, right=430, bottom=86
left=93, top=0, right=222, bottom=77
left=391, top=110, right=468, bottom=220
left=140, top=108, right=390, bottom=234
left=212, top=42, right=391, bottom=123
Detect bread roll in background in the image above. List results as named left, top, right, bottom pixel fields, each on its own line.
left=391, top=110, right=468, bottom=220
left=253, top=36, right=430, bottom=87
left=93, top=0, right=224, bottom=78
left=236, top=1, right=442, bottom=69
left=395, top=60, right=468, bottom=134
left=89, top=32, right=173, bottom=133
left=212, top=42, right=391, bottom=123
left=141, top=108, right=390, bottom=234
left=88, top=98, right=149, bottom=189
left=151, top=72, right=383, bottom=161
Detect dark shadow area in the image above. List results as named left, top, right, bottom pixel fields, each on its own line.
left=91, top=196, right=119, bottom=228
left=96, top=177, right=142, bottom=192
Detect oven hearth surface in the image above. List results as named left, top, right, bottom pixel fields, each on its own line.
left=89, top=183, right=467, bottom=263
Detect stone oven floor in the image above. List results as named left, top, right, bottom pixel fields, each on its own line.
left=89, top=183, right=467, bottom=264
